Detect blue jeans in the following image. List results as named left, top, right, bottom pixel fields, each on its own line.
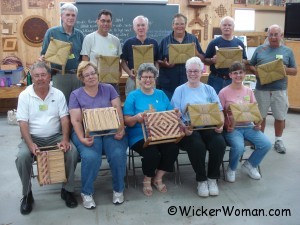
left=207, top=74, right=232, bottom=94
left=71, top=131, right=128, bottom=195
left=224, top=127, right=272, bottom=170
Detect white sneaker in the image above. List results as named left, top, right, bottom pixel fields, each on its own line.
left=226, top=166, right=236, bottom=183
left=207, top=178, right=219, bottom=196
left=274, top=140, right=286, bottom=154
left=242, top=161, right=261, bottom=180
left=81, top=193, right=96, bottom=209
left=113, top=191, right=124, bottom=204
left=197, top=181, right=209, bottom=197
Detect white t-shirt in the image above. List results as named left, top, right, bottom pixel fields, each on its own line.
left=80, top=31, right=122, bottom=66
left=16, top=85, right=69, bottom=137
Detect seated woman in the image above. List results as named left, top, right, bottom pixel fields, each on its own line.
left=171, top=57, right=226, bottom=197
left=123, top=63, right=179, bottom=197
left=69, top=61, right=128, bottom=209
left=218, top=61, right=271, bottom=182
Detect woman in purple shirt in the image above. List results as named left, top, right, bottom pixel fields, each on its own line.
left=69, top=61, right=127, bottom=209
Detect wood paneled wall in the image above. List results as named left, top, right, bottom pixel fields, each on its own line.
left=0, top=0, right=73, bottom=68
left=0, top=0, right=284, bottom=67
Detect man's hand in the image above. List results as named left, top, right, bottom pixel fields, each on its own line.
left=129, top=69, right=136, bottom=80
left=29, top=143, right=39, bottom=156
left=38, top=55, right=45, bottom=61
left=58, top=140, right=71, bottom=152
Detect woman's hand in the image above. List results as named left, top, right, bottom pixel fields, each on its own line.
left=135, top=113, right=144, bottom=123
left=214, top=125, right=223, bottom=133
left=80, top=136, right=94, bottom=147
left=114, top=127, right=125, bottom=140
left=183, top=125, right=193, bottom=136
left=254, top=123, right=261, bottom=131
left=226, top=126, right=234, bottom=133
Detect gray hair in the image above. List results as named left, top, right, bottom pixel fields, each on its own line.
left=220, top=16, right=235, bottom=27
left=185, top=57, right=204, bottom=71
left=61, top=3, right=78, bottom=15
left=137, top=63, right=158, bottom=80
left=133, top=15, right=149, bottom=26
left=173, top=13, right=187, bottom=25
left=30, top=61, right=51, bottom=74
left=267, top=24, right=282, bottom=35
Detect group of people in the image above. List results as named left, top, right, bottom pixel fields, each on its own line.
left=15, top=2, right=297, bottom=216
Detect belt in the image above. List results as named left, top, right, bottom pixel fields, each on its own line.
left=51, top=68, right=77, bottom=75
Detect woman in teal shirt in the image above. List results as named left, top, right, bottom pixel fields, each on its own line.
left=123, top=63, right=179, bottom=197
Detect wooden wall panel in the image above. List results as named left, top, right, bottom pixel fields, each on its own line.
left=0, top=0, right=72, bottom=67
left=0, top=0, right=285, bottom=66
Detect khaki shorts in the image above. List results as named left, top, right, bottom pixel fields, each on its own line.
left=254, top=90, right=289, bottom=120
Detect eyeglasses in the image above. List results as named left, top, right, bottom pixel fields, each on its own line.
left=231, top=70, right=244, bottom=76
left=187, top=70, right=200, bottom=74
left=99, top=19, right=112, bottom=24
left=141, top=76, right=155, bottom=80
left=268, top=33, right=281, bottom=38
left=82, top=71, right=97, bottom=78
left=32, top=73, right=48, bottom=79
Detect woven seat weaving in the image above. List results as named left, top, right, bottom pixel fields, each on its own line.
left=36, top=146, right=66, bottom=186
left=215, top=46, right=243, bottom=69
left=169, top=43, right=195, bottom=64
left=257, top=59, right=286, bottom=85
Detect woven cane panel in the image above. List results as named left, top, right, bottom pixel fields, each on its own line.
left=144, top=110, right=182, bottom=141
left=257, top=59, right=286, bottom=85
left=169, top=43, right=195, bottom=64
left=133, top=45, right=154, bottom=73
left=83, top=107, right=120, bottom=133
left=98, top=55, right=120, bottom=84
left=37, top=147, right=66, bottom=186
left=229, top=103, right=262, bottom=124
left=188, top=103, right=223, bottom=127
left=215, top=46, right=243, bottom=69
left=44, top=38, right=72, bottom=66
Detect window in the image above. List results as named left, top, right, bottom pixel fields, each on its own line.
left=234, top=9, right=255, bottom=31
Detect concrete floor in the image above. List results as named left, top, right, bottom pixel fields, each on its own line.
left=0, top=111, right=300, bottom=225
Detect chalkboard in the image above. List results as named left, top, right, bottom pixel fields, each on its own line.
left=75, top=3, right=179, bottom=46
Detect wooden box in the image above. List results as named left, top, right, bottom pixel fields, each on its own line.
left=44, top=37, right=72, bottom=74
left=169, top=43, right=195, bottom=64
left=228, top=103, right=262, bottom=127
left=186, top=103, right=223, bottom=129
left=98, top=55, right=120, bottom=84
left=257, top=59, right=286, bottom=85
left=82, top=107, right=121, bottom=137
left=142, top=109, right=184, bottom=147
left=36, top=146, right=66, bottom=186
left=215, top=45, right=243, bottom=69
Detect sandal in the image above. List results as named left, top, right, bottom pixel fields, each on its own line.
left=142, top=180, right=153, bottom=197
left=152, top=179, right=167, bottom=193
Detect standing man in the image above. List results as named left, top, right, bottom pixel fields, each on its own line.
left=158, top=13, right=205, bottom=99
left=121, top=15, right=159, bottom=96
left=249, top=24, right=297, bottom=154
left=204, top=16, right=247, bottom=94
left=40, top=3, right=84, bottom=104
left=80, top=9, right=122, bottom=92
left=15, top=62, right=78, bottom=215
